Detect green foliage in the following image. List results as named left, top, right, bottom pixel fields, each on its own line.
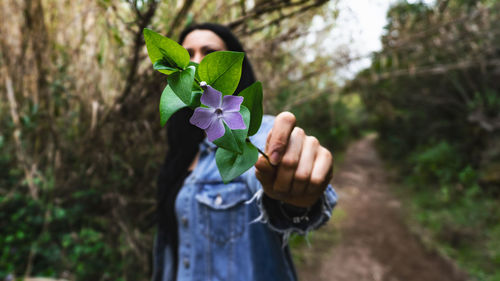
left=213, top=123, right=243, bottom=154
left=153, top=60, right=177, bottom=74
left=216, top=142, right=259, bottom=184
left=0, top=66, right=157, bottom=280
left=352, top=1, right=500, bottom=279
left=143, top=28, right=189, bottom=72
left=198, top=51, right=245, bottom=96
left=0, top=186, right=124, bottom=280
left=458, top=165, right=478, bottom=187
left=288, top=93, right=366, bottom=150
left=215, top=106, right=258, bottom=183
left=167, top=65, right=196, bottom=104
left=1, top=0, right=336, bottom=279
left=144, top=29, right=260, bottom=182
left=188, top=91, right=203, bottom=108
left=410, top=141, right=462, bottom=186
left=188, top=61, right=202, bottom=88
left=240, top=82, right=263, bottom=136
left=159, top=84, right=186, bottom=126
left=209, top=105, right=250, bottom=156
left=406, top=173, right=500, bottom=281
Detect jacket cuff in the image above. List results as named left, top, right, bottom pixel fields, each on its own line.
left=246, top=185, right=336, bottom=246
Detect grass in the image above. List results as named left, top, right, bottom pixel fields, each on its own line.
left=290, top=148, right=347, bottom=268
left=395, top=183, right=500, bottom=281
left=290, top=208, right=345, bottom=268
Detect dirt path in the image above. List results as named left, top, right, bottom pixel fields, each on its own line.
left=295, top=135, right=469, bottom=281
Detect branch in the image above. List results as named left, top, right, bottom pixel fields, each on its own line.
left=468, top=110, right=500, bottom=132
left=361, top=59, right=500, bottom=83
left=116, top=0, right=158, bottom=108
left=227, top=0, right=310, bottom=29
left=385, top=5, right=493, bottom=50
left=283, top=87, right=336, bottom=111
left=166, top=0, right=195, bottom=38
left=3, top=67, right=38, bottom=200
left=241, top=0, right=328, bottom=36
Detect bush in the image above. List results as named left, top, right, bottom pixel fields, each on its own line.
left=409, top=141, right=463, bottom=186
left=289, top=93, right=366, bottom=151
left=350, top=1, right=500, bottom=279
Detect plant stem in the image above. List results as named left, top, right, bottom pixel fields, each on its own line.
left=247, top=138, right=276, bottom=167
left=257, top=147, right=274, bottom=165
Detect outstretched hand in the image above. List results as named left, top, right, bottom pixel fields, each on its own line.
left=255, top=112, right=333, bottom=208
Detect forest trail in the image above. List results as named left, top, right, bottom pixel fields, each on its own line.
left=295, top=135, right=469, bottom=281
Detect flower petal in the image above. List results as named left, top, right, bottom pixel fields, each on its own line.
left=221, top=95, right=243, bottom=112
left=223, top=111, right=246, bottom=130
left=201, top=85, right=222, bottom=108
left=189, top=107, right=216, bottom=129
left=206, top=118, right=225, bottom=141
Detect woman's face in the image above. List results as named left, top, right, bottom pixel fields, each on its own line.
left=182, top=29, right=227, bottom=64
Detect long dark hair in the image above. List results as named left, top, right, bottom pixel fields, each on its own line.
left=156, top=23, right=256, bottom=278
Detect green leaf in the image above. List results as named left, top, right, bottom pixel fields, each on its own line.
left=143, top=28, right=190, bottom=71
left=216, top=142, right=259, bottom=183
left=212, top=106, right=250, bottom=154
left=214, top=105, right=256, bottom=183
left=233, top=105, right=251, bottom=147
left=198, top=51, right=244, bottom=95
left=153, top=60, right=178, bottom=75
left=188, top=61, right=200, bottom=79
left=213, top=123, right=242, bottom=154
left=167, top=66, right=195, bottom=104
left=159, top=85, right=187, bottom=126
left=188, top=91, right=202, bottom=108
left=188, top=61, right=202, bottom=91
left=239, top=82, right=263, bottom=136
left=192, top=82, right=202, bottom=92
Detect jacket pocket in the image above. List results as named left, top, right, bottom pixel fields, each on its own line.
left=195, top=182, right=249, bottom=244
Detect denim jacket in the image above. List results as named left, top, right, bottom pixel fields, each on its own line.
left=153, top=115, right=337, bottom=281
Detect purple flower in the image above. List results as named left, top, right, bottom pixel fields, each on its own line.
left=189, top=82, right=246, bottom=141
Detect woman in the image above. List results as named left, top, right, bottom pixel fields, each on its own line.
left=154, top=23, right=337, bottom=281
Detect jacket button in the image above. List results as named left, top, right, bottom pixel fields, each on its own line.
left=183, top=258, right=190, bottom=268
left=214, top=194, right=223, bottom=206
left=181, top=217, right=188, bottom=227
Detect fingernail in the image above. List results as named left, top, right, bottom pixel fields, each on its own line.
left=270, top=151, right=280, bottom=165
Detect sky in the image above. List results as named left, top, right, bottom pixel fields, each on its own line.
left=310, top=0, right=435, bottom=80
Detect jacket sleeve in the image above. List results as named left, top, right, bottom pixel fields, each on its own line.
left=244, top=115, right=338, bottom=243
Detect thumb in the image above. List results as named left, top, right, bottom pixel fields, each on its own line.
left=266, top=112, right=296, bottom=165
left=255, top=155, right=276, bottom=187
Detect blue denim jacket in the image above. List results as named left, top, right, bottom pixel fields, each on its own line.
left=153, top=115, right=337, bottom=281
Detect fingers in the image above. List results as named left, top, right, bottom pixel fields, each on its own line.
left=306, top=146, right=333, bottom=195
left=285, top=147, right=332, bottom=207
left=290, top=136, right=319, bottom=196
left=255, top=130, right=276, bottom=187
left=273, top=127, right=305, bottom=193
left=254, top=111, right=334, bottom=207
left=255, top=155, right=275, bottom=189
left=266, top=112, right=296, bottom=165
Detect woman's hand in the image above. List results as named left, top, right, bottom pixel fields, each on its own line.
left=255, top=112, right=334, bottom=208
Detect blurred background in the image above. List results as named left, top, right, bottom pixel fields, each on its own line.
left=0, top=0, right=499, bottom=280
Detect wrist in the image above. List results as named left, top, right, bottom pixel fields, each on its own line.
left=279, top=201, right=311, bottom=224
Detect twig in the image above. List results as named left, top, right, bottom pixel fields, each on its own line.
left=166, top=0, right=195, bottom=38
left=117, top=0, right=158, bottom=107
left=246, top=138, right=276, bottom=167
left=257, top=147, right=275, bottom=167
left=242, top=0, right=328, bottom=36
left=3, top=68, right=38, bottom=199
left=24, top=207, right=51, bottom=278
left=227, top=0, right=310, bottom=29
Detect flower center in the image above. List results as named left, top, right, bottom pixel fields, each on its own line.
left=215, top=108, right=223, bottom=116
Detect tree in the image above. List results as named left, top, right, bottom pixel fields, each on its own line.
left=0, top=0, right=339, bottom=279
